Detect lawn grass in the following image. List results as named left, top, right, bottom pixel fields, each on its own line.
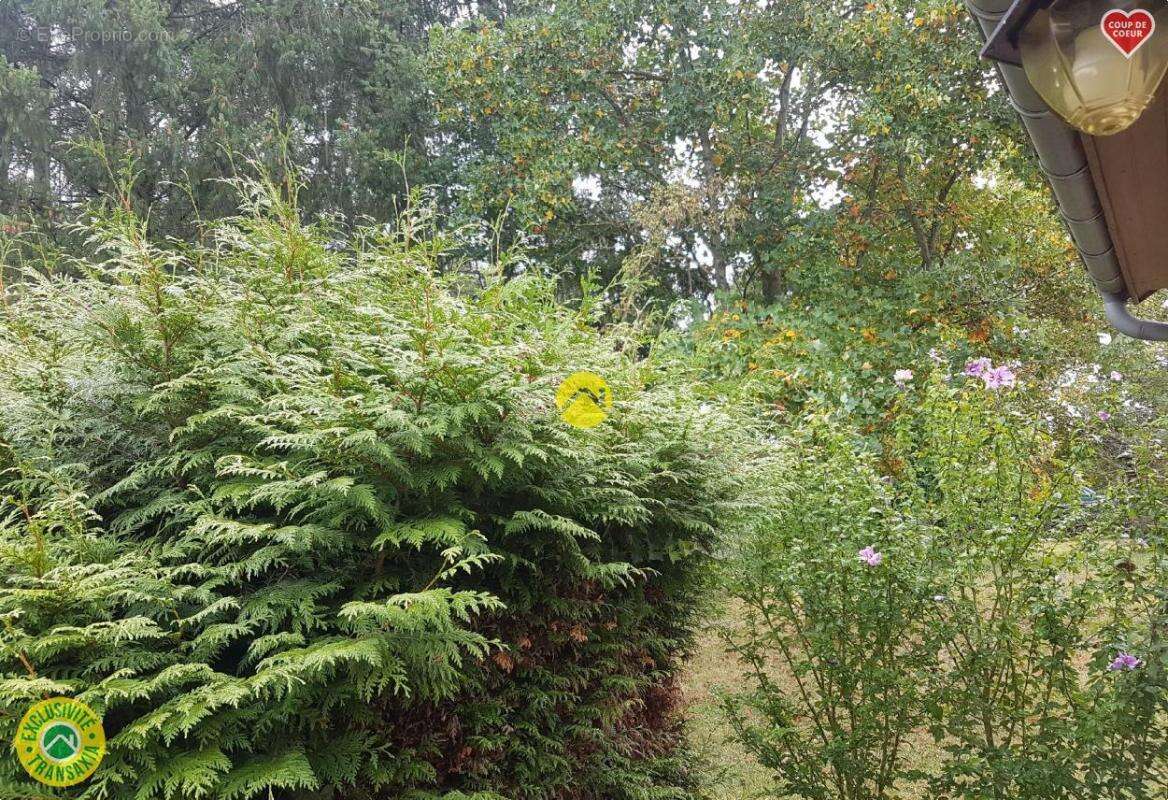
left=682, top=609, right=773, bottom=799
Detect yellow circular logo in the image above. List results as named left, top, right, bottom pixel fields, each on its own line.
left=556, top=371, right=613, bottom=429
left=14, top=697, right=105, bottom=787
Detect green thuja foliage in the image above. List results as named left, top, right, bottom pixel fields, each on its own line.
left=0, top=180, right=742, bottom=799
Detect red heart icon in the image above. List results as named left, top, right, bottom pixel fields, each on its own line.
left=1101, top=9, right=1156, bottom=58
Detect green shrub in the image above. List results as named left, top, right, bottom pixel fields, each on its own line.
left=722, top=374, right=1168, bottom=800
left=0, top=182, right=742, bottom=800
left=720, top=417, right=949, bottom=800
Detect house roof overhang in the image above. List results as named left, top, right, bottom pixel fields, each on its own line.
left=966, top=0, right=1168, bottom=338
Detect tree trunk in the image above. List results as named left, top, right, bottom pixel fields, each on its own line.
left=759, top=247, right=783, bottom=305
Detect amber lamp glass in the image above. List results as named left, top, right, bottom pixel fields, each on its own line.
left=1020, top=0, right=1168, bottom=135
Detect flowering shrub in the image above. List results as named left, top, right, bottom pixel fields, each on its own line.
left=722, top=375, right=1168, bottom=799
left=722, top=421, right=948, bottom=799
left=963, top=356, right=1017, bottom=390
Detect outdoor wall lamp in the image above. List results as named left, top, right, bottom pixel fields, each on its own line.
left=983, top=0, right=1168, bottom=135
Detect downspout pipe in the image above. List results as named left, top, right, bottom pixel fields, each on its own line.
left=1101, top=292, right=1168, bottom=342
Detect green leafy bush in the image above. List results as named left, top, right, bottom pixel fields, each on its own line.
left=722, top=375, right=1168, bottom=800
left=0, top=182, right=742, bottom=800
left=721, top=419, right=945, bottom=799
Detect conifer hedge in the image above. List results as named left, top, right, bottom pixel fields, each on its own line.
left=0, top=186, right=740, bottom=799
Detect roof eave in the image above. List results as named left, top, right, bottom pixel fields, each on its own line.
left=965, top=0, right=1129, bottom=301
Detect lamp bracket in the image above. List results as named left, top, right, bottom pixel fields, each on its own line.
left=981, top=0, right=1058, bottom=65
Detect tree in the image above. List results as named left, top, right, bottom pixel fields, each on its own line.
left=431, top=0, right=1046, bottom=309
left=431, top=0, right=838, bottom=303
left=0, top=0, right=454, bottom=239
